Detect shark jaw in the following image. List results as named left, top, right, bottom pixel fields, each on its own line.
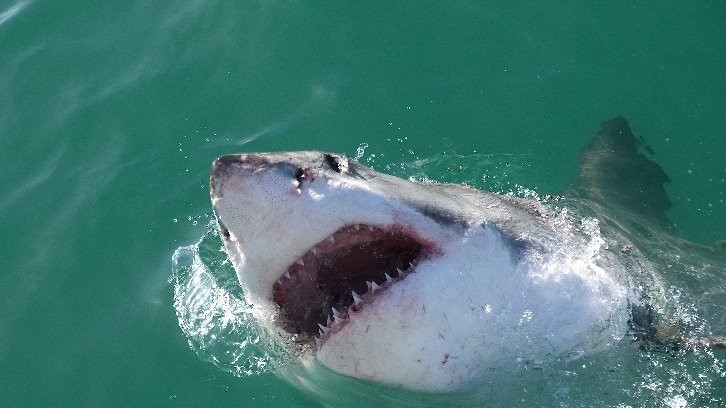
left=272, top=223, right=440, bottom=343
left=210, top=151, right=630, bottom=392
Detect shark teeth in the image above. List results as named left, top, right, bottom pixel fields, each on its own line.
left=366, top=280, right=381, bottom=292
left=352, top=291, right=363, bottom=305
left=315, top=318, right=333, bottom=343
left=274, top=223, right=434, bottom=342
left=311, top=264, right=425, bottom=347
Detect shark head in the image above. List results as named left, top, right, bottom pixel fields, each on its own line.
left=210, top=152, right=459, bottom=325
left=210, top=151, right=629, bottom=391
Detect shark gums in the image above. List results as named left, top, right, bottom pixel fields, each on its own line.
left=208, top=117, right=724, bottom=392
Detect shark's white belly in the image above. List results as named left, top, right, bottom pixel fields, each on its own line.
left=316, top=226, right=629, bottom=391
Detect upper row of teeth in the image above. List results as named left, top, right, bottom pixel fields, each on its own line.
left=283, top=225, right=379, bottom=277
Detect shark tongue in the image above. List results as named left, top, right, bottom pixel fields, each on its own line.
left=272, top=224, right=428, bottom=338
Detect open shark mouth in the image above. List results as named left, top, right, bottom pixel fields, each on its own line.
left=272, top=224, right=437, bottom=340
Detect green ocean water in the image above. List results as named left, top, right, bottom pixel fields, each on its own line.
left=1, top=1, right=724, bottom=407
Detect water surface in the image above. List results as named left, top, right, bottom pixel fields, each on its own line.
left=1, top=1, right=723, bottom=406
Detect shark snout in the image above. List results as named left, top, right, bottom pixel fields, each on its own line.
left=210, top=154, right=241, bottom=199
left=210, top=152, right=308, bottom=248
left=211, top=154, right=269, bottom=184
left=210, top=154, right=276, bottom=198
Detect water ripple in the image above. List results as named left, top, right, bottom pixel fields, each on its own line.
left=0, top=143, right=66, bottom=216
left=0, top=0, right=31, bottom=26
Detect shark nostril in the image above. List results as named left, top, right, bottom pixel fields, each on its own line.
left=295, top=168, right=305, bottom=184
left=294, top=168, right=315, bottom=187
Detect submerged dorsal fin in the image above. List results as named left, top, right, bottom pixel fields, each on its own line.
left=578, top=117, right=673, bottom=230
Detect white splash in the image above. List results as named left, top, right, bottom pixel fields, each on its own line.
left=170, top=232, right=277, bottom=377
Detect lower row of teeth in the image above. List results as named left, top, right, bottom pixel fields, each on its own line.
left=314, top=272, right=403, bottom=343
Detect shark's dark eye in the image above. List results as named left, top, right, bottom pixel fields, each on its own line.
left=324, top=154, right=342, bottom=173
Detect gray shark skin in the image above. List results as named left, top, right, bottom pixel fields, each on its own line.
left=209, top=117, right=724, bottom=393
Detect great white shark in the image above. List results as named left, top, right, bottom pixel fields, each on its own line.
left=209, top=117, right=724, bottom=392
